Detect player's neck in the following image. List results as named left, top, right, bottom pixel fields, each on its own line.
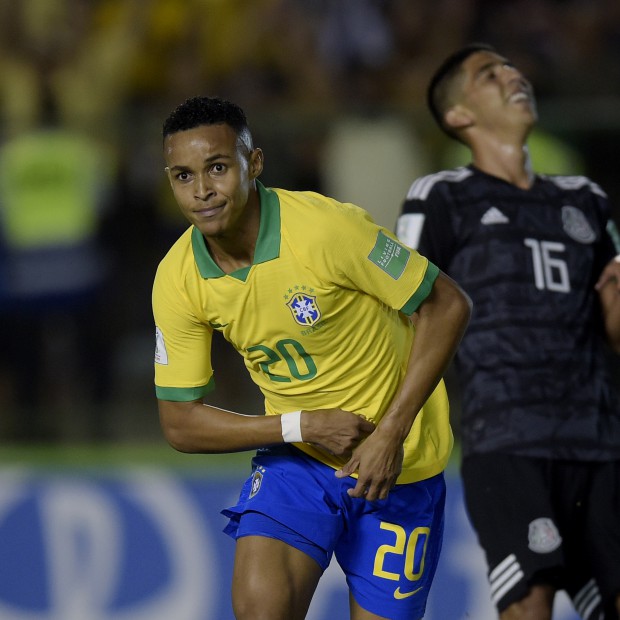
left=470, top=137, right=534, bottom=190
left=208, top=243, right=256, bottom=274
left=204, top=196, right=261, bottom=274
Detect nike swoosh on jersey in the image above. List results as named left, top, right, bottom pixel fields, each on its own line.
left=393, top=585, right=423, bottom=599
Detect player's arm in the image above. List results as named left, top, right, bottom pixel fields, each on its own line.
left=595, top=255, right=620, bottom=353
left=337, top=271, right=471, bottom=500
left=153, top=261, right=374, bottom=456
left=158, top=399, right=375, bottom=456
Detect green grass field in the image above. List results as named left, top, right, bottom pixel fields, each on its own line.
left=0, top=441, right=461, bottom=476
left=0, top=442, right=252, bottom=476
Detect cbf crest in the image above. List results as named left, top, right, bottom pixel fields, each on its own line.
left=287, top=292, right=321, bottom=327
left=249, top=468, right=264, bottom=498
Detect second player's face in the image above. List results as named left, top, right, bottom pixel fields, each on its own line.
left=457, top=51, right=537, bottom=131
left=164, top=123, right=261, bottom=239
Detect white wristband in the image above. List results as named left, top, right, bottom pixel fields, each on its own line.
left=280, top=411, right=303, bottom=443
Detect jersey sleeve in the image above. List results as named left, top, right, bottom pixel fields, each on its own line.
left=396, top=176, right=458, bottom=272
left=152, top=260, right=215, bottom=401
left=317, top=201, right=439, bottom=316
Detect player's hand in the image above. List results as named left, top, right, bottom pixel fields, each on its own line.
left=595, top=255, right=620, bottom=292
left=334, top=430, right=404, bottom=501
left=301, top=409, right=375, bottom=457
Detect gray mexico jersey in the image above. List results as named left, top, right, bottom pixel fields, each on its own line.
left=398, top=165, right=620, bottom=460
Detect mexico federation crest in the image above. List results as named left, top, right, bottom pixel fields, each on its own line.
left=287, top=293, right=321, bottom=326
left=562, top=205, right=595, bottom=244
left=528, top=517, right=562, bottom=553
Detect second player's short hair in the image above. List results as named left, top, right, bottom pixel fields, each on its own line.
left=162, top=96, right=254, bottom=151
left=427, top=43, right=497, bottom=137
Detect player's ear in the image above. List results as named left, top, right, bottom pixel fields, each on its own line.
left=445, top=104, right=474, bottom=131
left=249, top=148, right=264, bottom=179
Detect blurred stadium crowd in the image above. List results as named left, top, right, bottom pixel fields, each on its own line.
left=0, top=0, right=619, bottom=442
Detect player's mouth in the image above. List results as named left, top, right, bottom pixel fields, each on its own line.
left=193, top=203, right=226, bottom=218
left=508, top=81, right=534, bottom=105
left=508, top=90, right=530, bottom=103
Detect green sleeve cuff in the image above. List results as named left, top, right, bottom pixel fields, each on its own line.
left=155, top=377, right=215, bottom=402
left=400, top=261, right=440, bottom=316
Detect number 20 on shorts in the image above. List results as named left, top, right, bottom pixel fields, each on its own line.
left=373, top=523, right=430, bottom=584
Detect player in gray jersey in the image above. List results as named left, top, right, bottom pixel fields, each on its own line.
left=397, top=43, right=620, bottom=620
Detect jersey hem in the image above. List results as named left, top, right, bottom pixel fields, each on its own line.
left=294, top=441, right=451, bottom=484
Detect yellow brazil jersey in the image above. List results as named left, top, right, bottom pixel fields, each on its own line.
left=153, top=182, right=452, bottom=483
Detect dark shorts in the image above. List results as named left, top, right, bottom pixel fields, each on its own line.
left=222, top=445, right=446, bottom=620
left=461, top=453, right=620, bottom=619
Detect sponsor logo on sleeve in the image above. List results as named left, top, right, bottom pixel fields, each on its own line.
left=368, top=231, right=410, bottom=279
left=155, top=327, right=169, bottom=365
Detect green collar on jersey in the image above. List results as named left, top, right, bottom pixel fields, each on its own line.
left=191, top=181, right=281, bottom=280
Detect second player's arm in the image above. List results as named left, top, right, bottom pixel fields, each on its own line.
left=596, top=255, right=620, bottom=353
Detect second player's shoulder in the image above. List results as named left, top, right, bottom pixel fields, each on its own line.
left=404, top=166, right=475, bottom=204
left=537, top=173, right=608, bottom=200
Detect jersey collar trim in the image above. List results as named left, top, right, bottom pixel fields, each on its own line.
left=191, top=181, right=281, bottom=280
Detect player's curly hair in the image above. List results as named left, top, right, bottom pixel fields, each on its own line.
left=427, top=43, right=496, bottom=138
left=162, top=96, right=254, bottom=151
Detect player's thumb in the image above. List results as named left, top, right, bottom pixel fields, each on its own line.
left=335, top=457, right=358, bottom=479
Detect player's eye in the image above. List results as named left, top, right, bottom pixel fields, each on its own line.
left=175, top=171, right=191, bottom=181
left=210, top=163, right=227, bottom=175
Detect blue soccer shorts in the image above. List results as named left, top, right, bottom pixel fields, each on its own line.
left=222, top=444, right=446, bottom=620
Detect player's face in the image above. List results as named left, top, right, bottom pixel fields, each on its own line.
left=456, top=50, right=537, bottom=131
left=164, top=123, right=263, bottom=239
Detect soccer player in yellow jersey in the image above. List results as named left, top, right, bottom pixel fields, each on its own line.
left=153, top=96, right=471, bottom=620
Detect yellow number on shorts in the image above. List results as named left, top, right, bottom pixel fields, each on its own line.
left=373, top=522, right=430, bottom=582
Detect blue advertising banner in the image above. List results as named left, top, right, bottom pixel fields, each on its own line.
left=0, top=466, right=579, bottom=619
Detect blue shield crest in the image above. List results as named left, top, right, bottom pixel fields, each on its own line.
left=286, top=293, right=321, bottom=326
